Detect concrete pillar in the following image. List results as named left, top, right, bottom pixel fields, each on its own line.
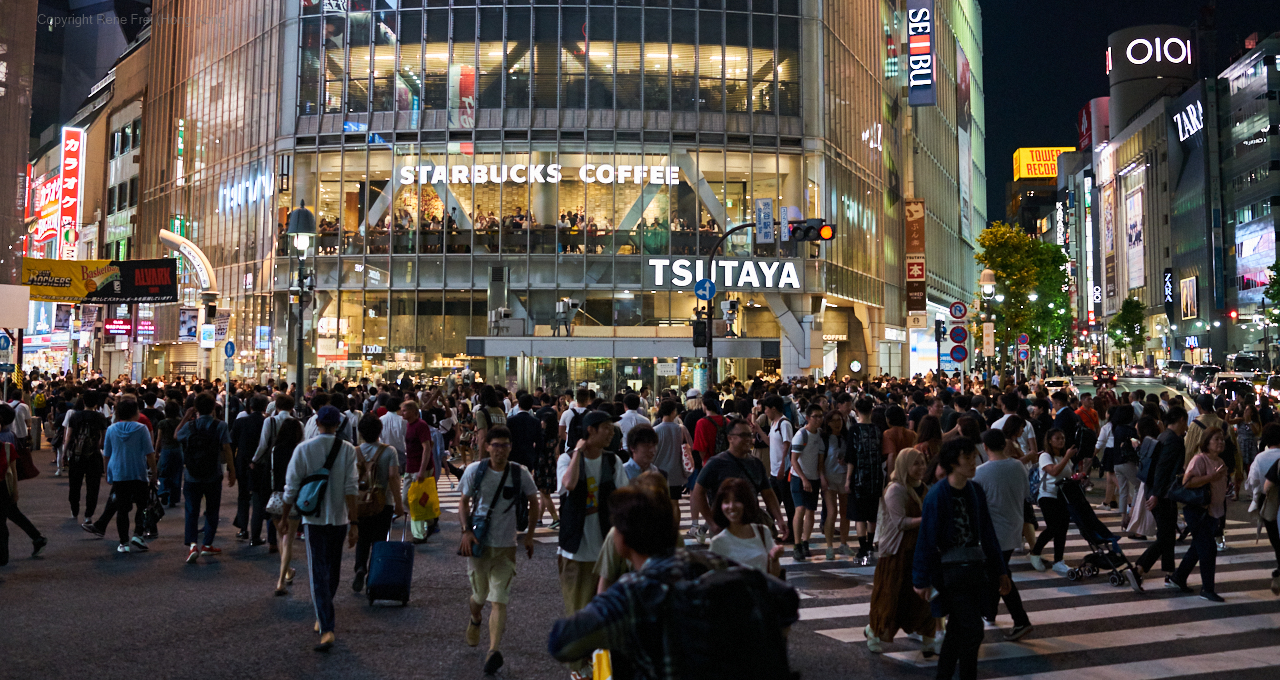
left=529, top=150, right=557, bottom=226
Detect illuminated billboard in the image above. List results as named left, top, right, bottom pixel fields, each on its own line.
left=59, top=127, right=86, bottom=260
left=28, top=172, right=61, bottom=246
left=1013, top=147, right=1074, bottom=181
left=905, top=0, right=936, bottom=106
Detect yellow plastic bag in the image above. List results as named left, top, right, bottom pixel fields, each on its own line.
left=592, top=649, right=613, bottom=680
left=407, top=476, right=441, bottom=522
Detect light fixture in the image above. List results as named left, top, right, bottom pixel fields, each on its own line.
left=980, top=269, right=996, bottom=299
left=1213, top=321, right=1221, bottom=327
left=995, top=294, right=1005, bottom=303
left=1028, top=292, right=1039, bottom=302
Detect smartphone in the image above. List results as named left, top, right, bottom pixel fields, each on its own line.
left=927, top=587, right=939, bottom=602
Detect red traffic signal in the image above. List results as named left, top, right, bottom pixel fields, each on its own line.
left=790, top=218, right=836, bottom=242
left=1229, top=310, right=1238, bottom=321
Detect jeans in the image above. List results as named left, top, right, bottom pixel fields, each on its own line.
left=1173, top=505, right=1219, bottom=594
left=304, top=523, right=348, bottom=634
left=183, top=479, right=223, bottom=547
left=157, top=447, right=183, bottom=506
left=937, top=565, right=987, bottom=680
left=997, top=550, right=1032, bottom=627
left=0, top=481, right=42, bottom=565
left=249, top=480, right=278, bottom=546
left=67, top=458, right=102, bottom=519
left=1033, top=495, right=1070, bottom=564
left=1136, top=497, right=1179, bottom=574
left=93, top=480, right=149, bottom=544
left=353, top=505, right=394, bottom=577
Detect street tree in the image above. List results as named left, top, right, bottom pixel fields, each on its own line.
left=975, top=222, right=1069, bottom=376
left=1108, top=297, right=1146, bottom=364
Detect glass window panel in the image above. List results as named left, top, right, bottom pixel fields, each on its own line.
left=616, top=9, right=642, bottom=108
left=300, top=17, right=323, bottom=115
left=587, top=8, right=614, bottom=109
left=724, top=13, right=748, bottom=112
left=506, top=8, right=532, bottom=108
left=478, top=8, right=504, bottom=108
left=451, top=9, right=477, bottom=128
left=532, top=8, right=559, bottom=108
left=342, top=149, right=367, bottom=256
left=371, top=12, right=398, bottom=112
left=670, top=11, right=696, bottom=111
left=561, top=8, right=587, bottom=108
left=346, top=13, right=372, bottom=113
left=323, top=15, right=348, bottom=113
left=751, top=15, right=774, bottom=113
left=366, top=149, right=393, bottom=255
left=698, top=11, right=722, bottom=112
left=423, top=10, right=450, bottom=109
left=643, top=11, right=670, bottom=110
left=777, top=16, right=798, bottom=116
left=316, top=152, right=342, bottom=256
left=393, top=146, right=418, bottom=254
left=398, top=11, right=424, bottom=113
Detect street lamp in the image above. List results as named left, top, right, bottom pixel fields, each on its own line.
left=980, top=268, right=996, bottom=299
left=1028, top=292, right=1039, bottom=302
left=995, top=294, right=1006, bottom=303
left=286, top=201, right=316, bottom=392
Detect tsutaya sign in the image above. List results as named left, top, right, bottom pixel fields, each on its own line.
left=648, top=258, right=802, bottom=290
left=399, top=164, right=683, bottom=186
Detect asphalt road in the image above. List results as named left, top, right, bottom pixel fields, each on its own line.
left=3, top=387, right=1278, bottom=680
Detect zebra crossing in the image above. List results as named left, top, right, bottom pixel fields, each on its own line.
left=431, top=474, right=1280, bottom=678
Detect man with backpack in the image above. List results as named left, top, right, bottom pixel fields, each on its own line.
left=458, top=425, right=540, bottom=676
left=548, top=484, right=800, bottom=680
left=231, top=396, right=268, bottom=542
left=68, top=391, right=111, bottom=525
left=845, top=396, right=884, bottom=564
left=176, top=393, right=236, bottom=564
left=558, top=387, right=591, bottom=454
left=278, top=405, right=360, bottom=652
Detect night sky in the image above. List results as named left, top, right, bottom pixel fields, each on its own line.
left=981, top=0, right=1276, bottom=223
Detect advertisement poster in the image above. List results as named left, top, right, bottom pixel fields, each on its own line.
left=256, top=325, right=272, bottom=350
left=1180, top=277, right=1198, bottom=320
left=956, top=43, right=972, bottom=243
left=59, top=127, right=86, bottom=260
left=1101, top=183, right=1116, bottom=299
left=54, top=304, right=74, bottom=332
left=1125, top=186, right=1145, bottom=290
left=179, top=308, right=198, bottom=342
left=21, top=257, right=179, bottom=304
left=448, top=64, right=476, bottom=129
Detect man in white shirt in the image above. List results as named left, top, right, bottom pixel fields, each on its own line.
left=380, top=396, right=408, bottom=469
left=616, top=393, right=651, bottom=454
left=303, top=393, right=332, bottom=441
left=558, top=387, right=591, bottom=453
left=992, top=392, right=1036, bottom=458
left=279, top=406, right=358, bottom=652
left=759, top=395, right=796, bottom=538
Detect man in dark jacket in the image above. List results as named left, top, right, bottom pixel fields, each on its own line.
left=1050, top=391, right=1081, bottom=448
left=230, top=396, right=268, bottom=541
left=506, top=393, right=544, bottom=470
left=1135, top=406, right=1188, bottom=582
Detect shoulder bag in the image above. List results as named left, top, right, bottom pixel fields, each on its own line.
left=468, top=460, right=510, bottom=546
left=296, top=435, right=346, bottom=517
left=1167, top=475, right=1211, bottom=507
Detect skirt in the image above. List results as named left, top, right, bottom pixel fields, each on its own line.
left=867, top=530, right=937, bottom=642
left=534, top=449, right=558, bottom=494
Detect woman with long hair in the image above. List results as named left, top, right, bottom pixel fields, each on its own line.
left=915, top=415, right=944, bottom=482
left=1169, top=427, right=1230, bottom=600
left=865, top=448, right=935, bottom=654
left=1029, top=428, right=1076, bottom=575
left=271, top=416, right=306, bottom=595
left=709, top=477, right=784, bottom=575
left=820, top=409, right=851, bottom=561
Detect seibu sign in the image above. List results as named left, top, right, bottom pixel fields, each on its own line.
left=399, top=164, right=682, bottom=186
left=905, top=0, right=936, bottom=107
left=648, top=258, right=802, bottom=290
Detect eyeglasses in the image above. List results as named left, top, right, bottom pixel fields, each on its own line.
left=488, top=442, right=512, bottom=449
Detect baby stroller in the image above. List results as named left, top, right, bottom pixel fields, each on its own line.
left=1060, top=477, right=1143, bottom=591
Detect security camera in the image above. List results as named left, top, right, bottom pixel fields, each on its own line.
left=721, top=300, right=740, bottom=313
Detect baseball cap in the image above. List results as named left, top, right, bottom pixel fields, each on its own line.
left=686, top=388, right=702, bottom=399
left=582, top=410, right=618, bottom=430
left=316, top=405, right=344, bottom=427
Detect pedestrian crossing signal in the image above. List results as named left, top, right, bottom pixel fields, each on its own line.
left=790, top=218, right=836, bottom=242
left=693, top=320, right=708, bottom=348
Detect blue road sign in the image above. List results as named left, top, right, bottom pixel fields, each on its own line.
left=950, top=345, right=969, bottom=362
left=1017, top=333, right=1030, bottom=345
left=1018, top=348, right=1030, bottom=361
left=224, top=341, right=236, bottom=358
left=694, top=278, right=716, bottom=301
left=949, top=326, right=968, bottom=344
left=0, top=335, right=9, bottom=351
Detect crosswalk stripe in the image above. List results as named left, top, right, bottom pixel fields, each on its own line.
left=978, top=644, right=1280, bottom=680
left=885, top=613, right=1280, bottom=667
left=813, top=589, right=1278, bottom=642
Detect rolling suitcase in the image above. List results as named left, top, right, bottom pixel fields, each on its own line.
left=367, top=522, right=414, bottom=606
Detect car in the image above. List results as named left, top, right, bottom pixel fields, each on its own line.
left=1216, top=380, right=1256, bottom=401
left=1162, top=360, right=1188, bottom=385
left=1094, top=366, right=1116, bottom=388
left=1178, top=364, right=1195, bottom=388
left=1187, top=365, right=1221, bottom=396
left=1043, top=377, right=1078, bottom=396
left=1126, top=365, right=1155, bottom=378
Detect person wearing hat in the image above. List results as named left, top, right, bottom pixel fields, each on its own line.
left=278, top=404, right=359, bottom=652
left=555, top=408, right=629, bottom=673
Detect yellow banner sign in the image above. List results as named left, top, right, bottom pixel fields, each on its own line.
left=20, top=257, right=180, bottom=304
left=1013, top=147, right=1075, bottom=181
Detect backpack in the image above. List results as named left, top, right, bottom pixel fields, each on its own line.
left=468, top=460, right=530, bottom=533
left=1114, top=425, right=1139, bottom=465
left=659, top=554, right=799, bottom=680
left=33, top=392, right=46, bottom=410
left=182, top=418, right=223, bottom=479
left=703, top=414, right=731, bottom=457
left=565, top=407, right=590, bottom=452
left=1136, top=437, right=1159, bottom=481
left=356, top=444, right=390, bottom=518
left=67, top=413, right=104, bottom=464
left=297, top=435, right=346, bottom=517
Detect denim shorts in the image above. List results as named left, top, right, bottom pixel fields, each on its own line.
left=790, top=475, right=821, bottom=510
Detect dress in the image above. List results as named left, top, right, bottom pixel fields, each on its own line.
left=867, top=482, right=936, bottom=641
left=1237, top=422, right=1258, bottom=471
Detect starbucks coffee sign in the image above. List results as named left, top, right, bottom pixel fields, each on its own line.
left=399, top=164, right=683, bottom=186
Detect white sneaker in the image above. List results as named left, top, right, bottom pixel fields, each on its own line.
left=116, top=544, right=130, bottom=553
left=864, top=626, right=883, bottom=654
left=1215, top=537, right=1228, bottom=551
left=1052, top=561, right=1071, bottom=575
left=1030, top=554, right=1047, bottom=572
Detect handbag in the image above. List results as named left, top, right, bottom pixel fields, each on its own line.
left=758, top=524, right=784, bottom=579
left=468, top=461, right=510, bottom=546
left=266, top=491, right=287, bottom=516
left=1168, top=476, right=1210, bottom=507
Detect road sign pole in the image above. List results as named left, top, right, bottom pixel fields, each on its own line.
left=703, top=221, right=756, bottom=387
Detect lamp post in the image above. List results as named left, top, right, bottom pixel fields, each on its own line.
left=703, top=221, right=757, bottom=387
left=286, top=201, right=316, bottom=393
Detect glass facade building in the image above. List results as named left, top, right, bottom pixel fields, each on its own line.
left=139, top=0, right=981, bottom=391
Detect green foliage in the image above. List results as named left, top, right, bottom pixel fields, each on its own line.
left=975, top=222, right=1075, bottom=366
left=1108, top=297, right=1146, bottom=361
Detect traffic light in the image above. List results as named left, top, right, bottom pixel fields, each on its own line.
left=693, top=319, right=708, bottom=348
left=790, top=218, right=836, bottom=242
left=934, top=319, right=946, bottom=343
left=1229, top=310, right=1239, bottom=322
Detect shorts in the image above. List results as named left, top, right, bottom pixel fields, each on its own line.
left=1023, top=498, right=1039, bottom=530
left=790, top=475, right=821, bottom=510
left=468, top=546, right=518, bottom=605
left=1100, top=448, right=1117, bottom=474
left=849, top=491, right=879, bottom=522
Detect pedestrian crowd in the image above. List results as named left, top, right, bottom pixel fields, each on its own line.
left=3, top=367, right=1280, bottom=680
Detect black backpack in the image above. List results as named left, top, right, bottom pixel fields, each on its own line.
left=1114, top=425, right=1139, bottom=465
left=565, top=407, right=590, bottom=452
left=183, top=418, right=223, bottom=479
left=704, top=414, right=732, bottom=457
left=658, top=554, right=799, bottom=680
left=67, top=413, right=104, bottom=464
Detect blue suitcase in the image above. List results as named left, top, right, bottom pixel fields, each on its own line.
left=366, top=523, right=414, bottom=606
